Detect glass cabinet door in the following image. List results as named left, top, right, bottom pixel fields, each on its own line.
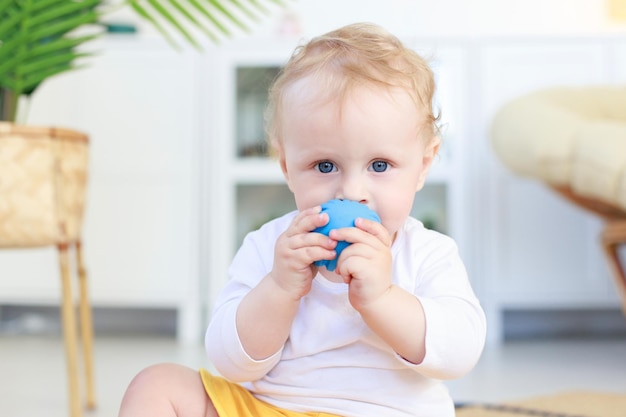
left=236, top=66, right=282, bottom=158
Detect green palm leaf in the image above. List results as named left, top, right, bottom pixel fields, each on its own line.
left=126, top=0, right=287, bottom=48
left=0, top=0, right=102, bottom=120
left=0, top=0, right=288, bottom=121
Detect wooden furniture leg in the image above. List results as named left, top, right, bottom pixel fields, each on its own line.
left=551, top=186, right=626, bottom=317
left=58, top=243, right=82, bottom=417
left=76, top=241, right=96, bottom=409
left=601, top=221, right=626, bottom=318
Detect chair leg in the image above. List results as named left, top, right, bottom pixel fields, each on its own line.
left=601, top=220, right=626, bottom=318
left=57, top=243, right=82, bottom=417
left=76, top=241, right=96, bottom=409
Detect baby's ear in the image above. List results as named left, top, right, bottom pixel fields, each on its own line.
left=426, top=135, right=441, bottom=160
left=416, top=136, right=441, bottom=191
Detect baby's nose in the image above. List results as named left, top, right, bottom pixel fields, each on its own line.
left=336, top=176, right=368, bottom=204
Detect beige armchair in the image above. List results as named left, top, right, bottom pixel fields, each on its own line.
left=490, top=86, right=626, bottom=317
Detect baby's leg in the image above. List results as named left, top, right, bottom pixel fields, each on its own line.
left=118, top=363, right=218, bottom=417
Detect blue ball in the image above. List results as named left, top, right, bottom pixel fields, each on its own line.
left=313, top=199, right=381, bottom=272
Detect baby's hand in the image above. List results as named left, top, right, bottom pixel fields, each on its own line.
left=269, top=206, right=337, bottom=300
left=330, top=218, right=393, bottom=311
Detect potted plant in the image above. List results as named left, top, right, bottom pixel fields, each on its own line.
left=0, top=0, right=285, bottom=245
left=0, top=2, right=285, bottom=416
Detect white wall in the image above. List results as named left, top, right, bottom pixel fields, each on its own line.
left=270, top=0, right=611, bottom=38
left=106, top=0, right=622, bottom=41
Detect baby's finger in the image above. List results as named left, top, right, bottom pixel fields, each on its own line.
left=293, top=230, right=337, bottom=252
left=355, top=217, right=392, bottom=246
left=330, top=223, right=388, bottom=248
left=288, top=206, right=329, bottom=236
left=329, top=226, right=369, bottom=245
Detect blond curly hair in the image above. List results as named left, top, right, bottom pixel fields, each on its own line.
left=265, top=22, right=440, bottom=152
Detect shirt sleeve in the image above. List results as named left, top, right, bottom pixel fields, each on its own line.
left=409, top=233, right=486, bottom=380
left=205, top=291, right=282, bottom=382
left=204, top=216, right=288, bottom=382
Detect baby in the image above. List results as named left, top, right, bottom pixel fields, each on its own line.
left=118, top=22, right=486, bottom=417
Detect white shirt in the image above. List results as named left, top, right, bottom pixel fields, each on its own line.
left=206, top=211, right=486, bottom=417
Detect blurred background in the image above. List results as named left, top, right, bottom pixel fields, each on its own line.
left=1, top=0, right=626, bottom=416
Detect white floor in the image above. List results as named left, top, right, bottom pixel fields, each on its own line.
left=1, top=335, right=625, bottom=417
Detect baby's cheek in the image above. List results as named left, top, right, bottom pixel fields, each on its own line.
left=382, top=219, right=404, bottom=244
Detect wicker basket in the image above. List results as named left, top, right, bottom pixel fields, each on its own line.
left=0, top=122, right=89, bottom=247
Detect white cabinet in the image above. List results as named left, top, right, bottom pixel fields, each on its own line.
left=0, top=37, right=201, bottom=343
left=203, top=38, right=471, bottom=321
left=202, top=40, right=298, bottom=313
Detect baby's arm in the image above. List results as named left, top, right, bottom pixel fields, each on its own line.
left=331, top=218, right=427, bottom=364
left=236, top=206, right=336, bottom=360
left=333, top=220, right=485, bottom=375
left=359, top=285, right=427, bottom=364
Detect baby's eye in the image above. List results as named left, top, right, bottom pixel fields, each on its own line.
left=317, top=161, right=336, bottom=173
left=370, top=160, right=388, bottom=172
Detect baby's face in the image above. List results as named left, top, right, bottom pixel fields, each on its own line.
left=277, top=79, right=439, bottom=239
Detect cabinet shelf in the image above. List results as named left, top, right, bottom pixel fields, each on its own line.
left=232, top=158, right=285, bottom=184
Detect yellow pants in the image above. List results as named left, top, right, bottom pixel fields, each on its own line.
left=200, top=369, right=341, bottom=417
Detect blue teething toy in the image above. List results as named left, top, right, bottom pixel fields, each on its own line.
left=313, top=199, right=381, bottom=272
